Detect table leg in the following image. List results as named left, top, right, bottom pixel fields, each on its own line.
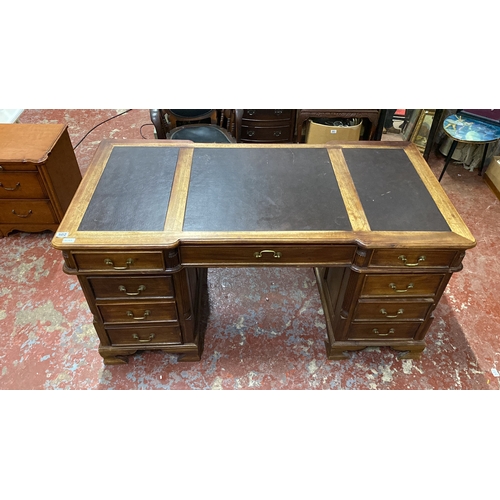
left=438, top=140, right=458, bottom=182
left=478, top=143, right=489, bottom=176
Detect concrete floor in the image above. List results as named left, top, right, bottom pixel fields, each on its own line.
left=1, top=109, right=499, bottom=389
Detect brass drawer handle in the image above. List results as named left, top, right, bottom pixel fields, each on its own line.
left=247, top=130, right=255, bottom=137
left=12, top=209, right=32, bottom=218
left=132, top=333, right=155, bottom=343
left=274, top=109, right=283, bottom=115
left=1, top=182, right=21, bottom=191
left=273, top=130, right=282, bottom=137
left=254, top=250, right=282, bottom=259
left=373, top=328, right=395, bottom=337
left=247, top=109, right=256, bottom=116
left=126, top=309, right=151, bottom=320
left=389, top=282, right=414, bottom=293
left=399, top=255, right=426, bottom=267
left=119, top=285, right=146, bottom=296
left=105, top=258, right=133, bottom=270
left=380, top=308, right=404, bottom=318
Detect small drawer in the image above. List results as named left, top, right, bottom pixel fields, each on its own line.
left=88, top=276, right=174, bottom=299
left=353, top=300, right=433, bottom=321
left=243, top=109, right=293, bottom=120
left=361, top=274, right=445, bottom=298
left=347, top=323, right=420, bottom=341
left=106, top=325, right=182, bottom=346
left=98, top=300, right=178, bottom=324
left=73, top=251, right=164, bottom=272
left=0, top=161, right=38, bottom=172
left=241, top=125, right=292, bottom=142
left=0, top=172, right=47, bottom=199
left=181, top=244, right=356, bottom=266
left=0, top=200, right=56, bottom=224
left=369, top=249, right=457, bottom=269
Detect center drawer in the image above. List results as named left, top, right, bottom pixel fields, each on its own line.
left=181, top=244, right=356, bottom=266
left=73, top=251, right=165, bottom=272
left=98, top=300, right=178, bottom=324
left=88, top=276, right=174, bottom=299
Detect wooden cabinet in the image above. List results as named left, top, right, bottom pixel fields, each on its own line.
left=316, top=248, right=462, bottom=359
left=63, top=249, right=206, bottom=364
left=239, top=109, right=296, bottom=143
left=0, top=124, right=81, bottom=237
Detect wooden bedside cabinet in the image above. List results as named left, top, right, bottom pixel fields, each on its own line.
left=238, top=109, right=296, bottom=143
left=0, top=123, right=82, bottom=237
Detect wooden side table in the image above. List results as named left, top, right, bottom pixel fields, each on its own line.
left=0, top=124, right=82, bottom=237
left=296, top=109, right=380, bottom=142
left=438, top=114, right=500, bottom=181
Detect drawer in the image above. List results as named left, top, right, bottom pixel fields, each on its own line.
left=0, top=161, right=38, bottom=172
left=88, top=276, right=174, bottom=299
left=98, top=300, right=178, bottom=324
left=241, top=125, right=292, bottom=142
left=73, top=251, right=165, bottom=272
left=243, top=109, right=293, bottom=120
left=369, top=249, right=457, bottom=268
left=181, top=244, right=356, bottom=266
left=347, top=323, right=420, bottom=341
left=0, top=199, right=56, bottom=224
left=106, top=325, right=182, bottom=346
left=361, top=274, right=445, bottom=297
left=353, top=300, right=433, bottom=321
left=0, top=172, right=47, bottom=199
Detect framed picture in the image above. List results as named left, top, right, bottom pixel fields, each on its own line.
left=410, top=110, right=436, bottom=152
left=402, top=109, right=421, bottom=141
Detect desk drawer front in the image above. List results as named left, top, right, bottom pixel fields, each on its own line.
left=361, top=274, right=445, bottom=297
left=0, top=172, right=47, bottom=199
left=347, top=323, right=420, bottom=341
left=0, top=200, right=56, bottom=223
left=369, top=249, right=457, bottom=269
left=181, top=245, right=356, bottom=266
left=241, top=125, right=292, bottom=142
left=88, top=276, right=174, bottom=299
left=98, top=300, right=178, bottom=324
left=106, top=325, right=182, bottom=346
left=73, top=252, right=165, bottom=272
left=353, top=300, right=433, bottom=321
left=243, top=109, right=293, bottom=120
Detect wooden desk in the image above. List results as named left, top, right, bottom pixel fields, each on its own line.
left=52, top=141, right=475, bottom=365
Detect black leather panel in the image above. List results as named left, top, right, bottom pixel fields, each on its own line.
left=79, top=146, right=178, bottom=231
left=343, top=148, right=450, bottom=231
left=183, top=148, right=351, bottom=232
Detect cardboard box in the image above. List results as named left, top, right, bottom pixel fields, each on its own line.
left=484, top=156, right=500, bottom=200
left=305, top=119, right=362, bottom=144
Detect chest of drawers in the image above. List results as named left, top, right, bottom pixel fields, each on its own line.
left=0, top=124, right=82, bottom=237
left=239, top=109, right=296, bottom=143
left=63, top=248, right=206, bottom=364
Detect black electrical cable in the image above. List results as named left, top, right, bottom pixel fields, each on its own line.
left=73, top=109, right=132, bottom=150
left=140, top=123, right=155, bottom=139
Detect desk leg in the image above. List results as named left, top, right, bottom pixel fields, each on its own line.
left=438, top=140, right=458, bottom=182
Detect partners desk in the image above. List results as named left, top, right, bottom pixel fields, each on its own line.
left=52, top=140, right=475, bottom=365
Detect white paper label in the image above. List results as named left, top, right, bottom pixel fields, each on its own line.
left=62, top=238, right=75, bottom=243
left=55, top=232, right=69, bottom=237
left=330, top=130, right=337, bottom=134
